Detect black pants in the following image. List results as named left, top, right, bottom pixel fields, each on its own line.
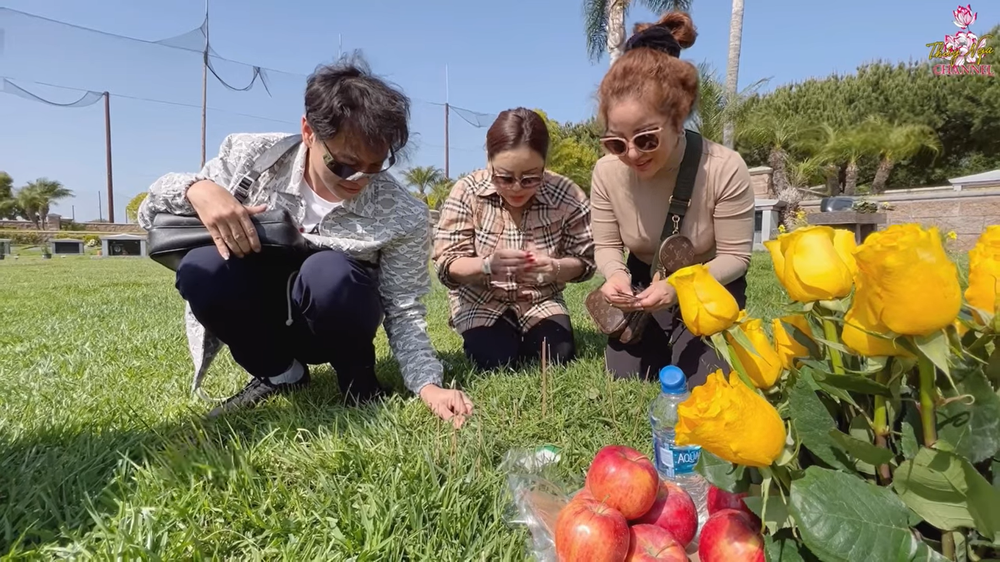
left=175, top=247, right=385, bottom=398
left=462, top=310, right=576, bottom=371
left=604, top=253, right=748, bottom=389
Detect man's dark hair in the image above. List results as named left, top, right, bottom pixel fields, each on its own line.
left=304, top=53, right=410, bottom=158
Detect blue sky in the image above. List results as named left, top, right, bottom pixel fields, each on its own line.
left=0, top=0, right=984, bottom=222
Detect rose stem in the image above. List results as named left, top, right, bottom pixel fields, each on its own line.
left=873, top=363, right=892, bottom=484
left=917, top=356, right=950, bottom=558
left=821, top=317, right=846, bottom=375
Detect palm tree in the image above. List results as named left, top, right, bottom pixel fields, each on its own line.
left=858, top=117, right=942, bottom=193
left=739, top=114, right=815, bottom=198
left=426, top=177, right=456, bottom=211
left=402, top=166, right=443, bottom=205
left=689, top=61, right=767, bottom=144
left=722, top=0, right=745, bottom=148
left=15, top=179, right=73, bottom=229
left=0, top=171, right=18, bottom=220
left=810, top=124, right=881, bottom=196
left=583, top=0, right=692, bottom=65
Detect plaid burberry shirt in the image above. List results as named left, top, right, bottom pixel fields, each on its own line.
left=432, top=169, right=596, bottom=334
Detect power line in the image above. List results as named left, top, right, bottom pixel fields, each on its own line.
left=0, top=75, right=488, bottom=153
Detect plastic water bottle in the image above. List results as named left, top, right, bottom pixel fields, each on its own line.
left=650, top=365, right=710, bottom=528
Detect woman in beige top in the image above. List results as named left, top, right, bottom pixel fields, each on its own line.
left=590, top=11, right=755, bottom=388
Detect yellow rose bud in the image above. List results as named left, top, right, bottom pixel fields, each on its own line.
left=666, top=264, right=740, bottom=337
left=675, top=370, right=786, bottom=467
left=763, top=225, right=854, bottom=303
left=772, top=314, right=812, bottom=369
left=854, top=224, right=961, bottom=336
left=727, top=313, right=783, bottom=389
left=965, top=225, right=1000, bottom=320
left=842, top=275, right=912, bottom=357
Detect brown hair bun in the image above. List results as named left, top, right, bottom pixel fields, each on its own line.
left=632, top=11, right=697, bottom=50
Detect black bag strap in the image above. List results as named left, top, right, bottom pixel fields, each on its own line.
left=232, top=134, right=303, bottom=204
left=650, top=129, right=703, bottom=277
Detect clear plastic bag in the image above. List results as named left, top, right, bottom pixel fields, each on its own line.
left=500, top=445, right=581, bottom=562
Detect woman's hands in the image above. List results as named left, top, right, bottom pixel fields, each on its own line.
left=487, top=248, right=533, bottom=278
left=420, top=384, right=475, bottom=428
left=600, top=271, right=676, bottom=312
left=187, top=180, right=267, bottom=259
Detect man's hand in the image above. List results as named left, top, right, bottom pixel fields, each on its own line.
left=187, top=180, right=267, bottom=259
left=420, top=384, right=474, bottom=428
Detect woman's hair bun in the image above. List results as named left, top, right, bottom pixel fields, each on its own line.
left=632, top=11, right=697, bottom=49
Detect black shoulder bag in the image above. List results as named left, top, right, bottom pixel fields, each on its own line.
left=585, top=129, right=703, bottom=344
left=146, top=134, right=317, bottom=271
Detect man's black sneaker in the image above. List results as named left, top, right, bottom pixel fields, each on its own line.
left=207, top=364, right=311, bottom=418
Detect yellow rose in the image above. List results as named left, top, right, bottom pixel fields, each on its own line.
left=675, top=370, right=786, bottom=467
left=832, top=229, right=859, bottom=275
left=773, top=314, right=812, bottom=369
left=965, top=225, right=1000, bottom=320
left=727, top=313, right=783, bottom=389
left=666, top=264, right=740, bottom=337
left=763, top=226, right=854, bottom=302
left=853, top=224, right=961, bottom=336
left=842, top=274, right=912, bottom=357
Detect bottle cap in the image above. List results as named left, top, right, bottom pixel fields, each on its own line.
left=659, top=365, right=687, bottom=394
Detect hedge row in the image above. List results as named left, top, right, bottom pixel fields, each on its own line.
left=0, top=230, right=102, bottom=246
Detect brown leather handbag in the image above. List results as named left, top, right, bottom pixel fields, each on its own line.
left=585, top=129, right=703, bottom=344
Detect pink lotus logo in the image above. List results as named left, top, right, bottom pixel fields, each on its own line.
left=953, top=5, right=977, bottom=29
left=927, top=4, right=994, bottom=76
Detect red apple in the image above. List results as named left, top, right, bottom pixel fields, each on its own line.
left=707, top=486, right=761, bottom=526
left=573, top=487, right=596, bottom=503
left=585, top=445, right=659, bottom=520
left=698, top=509, right=765, bottom=562
left=554, top=498, right=630, bottom=562
left=707, top=486, right=747, bottom=514
left=625, top=524, right=687, bottom=562
left=633, top=480, right=698, bottom=546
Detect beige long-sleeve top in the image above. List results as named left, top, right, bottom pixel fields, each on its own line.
left=590, top=133, right=756, bottom=286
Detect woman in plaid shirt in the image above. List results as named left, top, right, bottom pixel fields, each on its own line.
left=432, top=108, right=596, bottom=371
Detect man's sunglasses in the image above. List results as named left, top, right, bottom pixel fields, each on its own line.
left=320, top=140, right=395, bottom=181
left=600, top=127, right=663, bottom=156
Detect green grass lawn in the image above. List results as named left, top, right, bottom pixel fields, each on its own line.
left=0, top=253, right=796, bottom=559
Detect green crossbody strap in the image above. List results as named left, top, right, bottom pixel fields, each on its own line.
left=649, top=129, right=703, bottom=278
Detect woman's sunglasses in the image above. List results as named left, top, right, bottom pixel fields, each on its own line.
left=600, top=127, right=663, bottom=156
left=491, top=170, right=544, bottom=190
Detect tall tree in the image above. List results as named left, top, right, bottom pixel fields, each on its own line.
left=402, top=166, right=443, bottom=204
left=535, top=109, right=603, bottom=194
left=583, top=0, right=692, bottom=65
left=125, top=192, right=149, bottom=223
left=722, top=0, right=745, bottom=148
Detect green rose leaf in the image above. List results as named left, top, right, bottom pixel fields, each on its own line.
left=788, top=376, right=857, bottom=473
left=695, top=450, right=750, bottom=493
left=936, top=369, right=1000, bottom=464
left=745, top=493, right=793, bottom=535
left=789, top=466, right=948, bottom=562
left=764, top=532, right=821, bottom=562
left=828, top=429, right=894, bottom=467
left=892, top=447, right=1000, bottom=542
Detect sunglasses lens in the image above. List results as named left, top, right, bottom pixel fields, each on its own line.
left=635, top=133, right=660, bottom=152
left=602, top=139, right=628, bottom=155
left=521, top=177, right=542, bottom=189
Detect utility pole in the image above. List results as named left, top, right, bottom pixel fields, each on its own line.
left=103, top=92, right=115, bottom=223
left=98, top=191, right=103, bottom=222
left=444, top=65, right=450, bottom=178
left=200, top=0, right=210, bottom=168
